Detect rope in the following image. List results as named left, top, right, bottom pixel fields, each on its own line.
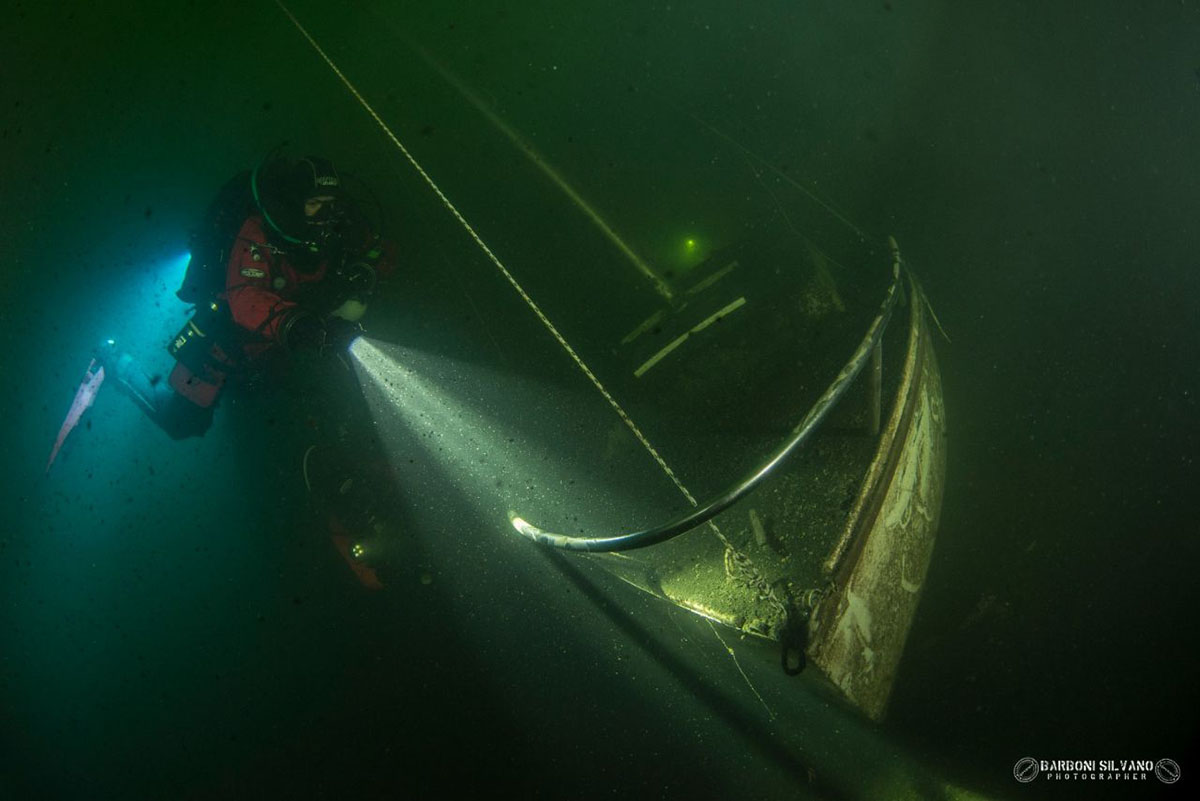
left=272, top=0, right=696, bottom=507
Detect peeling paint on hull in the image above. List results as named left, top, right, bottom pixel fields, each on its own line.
left=810, top=278, right=947, bottom=720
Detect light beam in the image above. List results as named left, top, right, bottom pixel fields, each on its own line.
left=349, top=339, right=651, bottom=538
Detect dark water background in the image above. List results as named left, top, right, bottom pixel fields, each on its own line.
left=2, top=1, right=1197, bottom=799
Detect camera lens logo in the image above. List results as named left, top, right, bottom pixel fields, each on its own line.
left=1013, top=757, right=1039, bottom=783
left=1155, top=759, right=1180, bottom=784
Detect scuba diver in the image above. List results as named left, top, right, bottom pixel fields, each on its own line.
left=96, top=148, right=401, bottom=586
left=99, top=150, right=390, bottom=435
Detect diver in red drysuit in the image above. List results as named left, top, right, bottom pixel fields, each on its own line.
left=100, top=154, right=393, bottom=439
left=97, top=153, right=404, bottom=585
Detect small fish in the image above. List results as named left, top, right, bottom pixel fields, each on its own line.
left=749, top=508, right=768, bottom=547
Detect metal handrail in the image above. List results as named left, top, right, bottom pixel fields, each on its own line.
left=508, top=254, right=905, bottom=552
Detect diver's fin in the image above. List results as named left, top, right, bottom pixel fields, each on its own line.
left=46, top=358, right=106, bottom=474
left=329, top=522, right=384, bottom=590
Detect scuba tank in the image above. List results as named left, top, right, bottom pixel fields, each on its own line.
left=177, top=170, right=256, bottom=306
left=167, top=297, right=235, bottom=376
left=169, top=169, right=257, bottom=385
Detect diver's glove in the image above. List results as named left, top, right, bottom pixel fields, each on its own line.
left=279, top=308, right=326, bottom=351
left=330, top=297, right=368, bottom=323
left=324, top=315, right=364, bottom=353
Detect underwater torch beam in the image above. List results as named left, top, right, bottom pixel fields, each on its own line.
left=509, top=252, right=906, bottom=552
